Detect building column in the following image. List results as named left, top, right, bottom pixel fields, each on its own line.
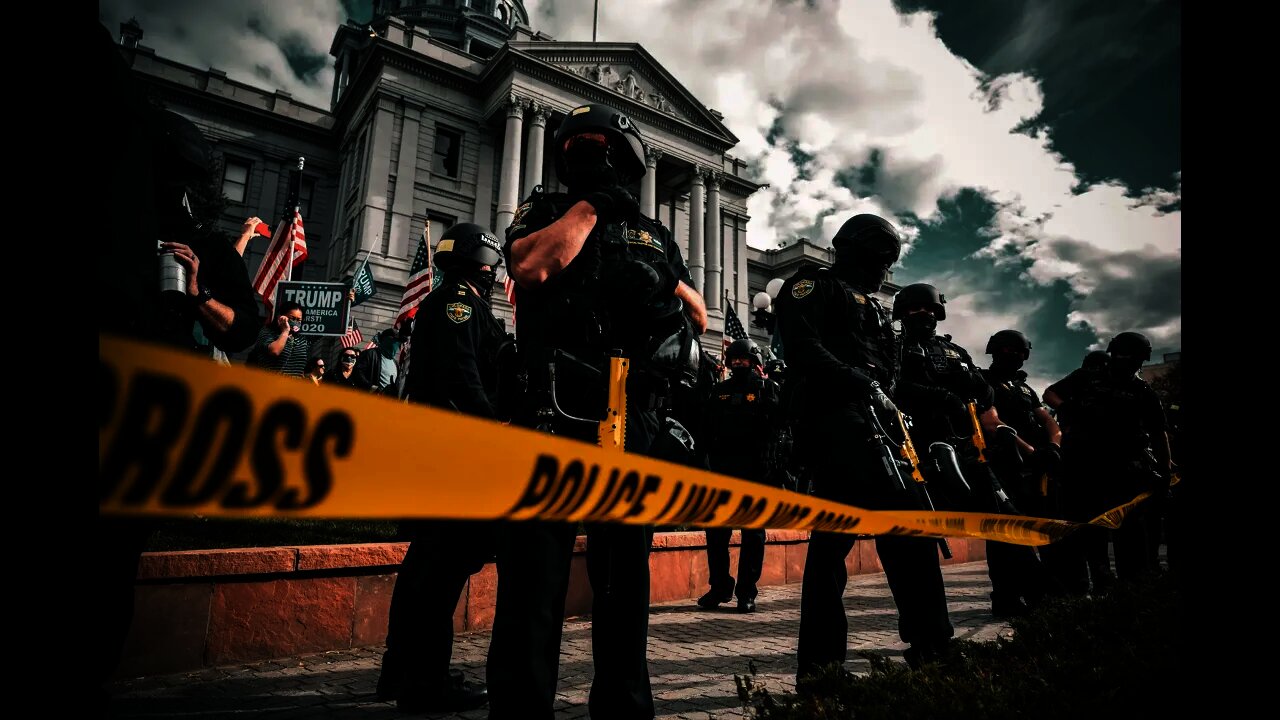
left=522, top=103, right=550, bottom=198
left=389, top=105, right=422, bottom=259
left=641, top=147, right=663, bottom=218
left=495, top=93, right=527, bottom=234
left=704, top=171, right=722, bottom=312
left=687, top=168, right=706, bottom=294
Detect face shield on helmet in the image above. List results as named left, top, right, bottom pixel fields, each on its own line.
left=553, top=105, right=647, bottom=189
left=434, top=223, right=504, bottom=301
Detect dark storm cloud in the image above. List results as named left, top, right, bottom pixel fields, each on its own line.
left=1049, top=239, right=1182, bottom=353
left=98, top=0, right=348, bottom=108
left=280, top=35, right=330, bottom=83
left=893, top=0, right=1180, bottom=192
left=891, top=189, right=1104, bottom=385
left=836, top=149, right=945, bottom=217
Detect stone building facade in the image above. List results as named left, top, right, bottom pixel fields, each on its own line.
left=115, top=2, right=891, bottom=360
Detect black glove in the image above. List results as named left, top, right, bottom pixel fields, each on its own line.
left=1032, top=444, right=1062, bottom=475
left=603, top=258, right=665, bottom=306
left=994, top=489, right=1021, bottom=516
left=581, top=187, right=640, bottom=225
left=869, top=384, right=902, bottom=431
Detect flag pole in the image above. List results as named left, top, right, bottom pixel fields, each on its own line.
left=424, top=219, right=433, bottom=291
left=346, top=248, right=373, bottom=334
left=592, top=0, right=599, bottom=41
left=284, top=157, right=305, bottom=282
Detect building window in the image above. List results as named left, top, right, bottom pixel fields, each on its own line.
left=433, top=127, right=462, bottom=178
left=469, top=40, right=498, bottom=59
left=349, top=133, right=367, bottom=195
left=423, top=212, right=457, bottom=246
left=298, top=178, right=315, bottom=217
left=343, top=218, right=357, bottom=263
left=222, top=158, right=251, bottom=204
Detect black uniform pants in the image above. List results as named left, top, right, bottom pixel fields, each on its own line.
left=1051, top=454, right=1150, bottom=593
left=488, top=407, right=659, bottom=720
left=97, top=518, right=156, bottom=685
left=379, top=520, right=495, bottom=697
left=704, top=526, right=766, bottom=600
left=985, top=467, right=1050, bottom=604
left=795, top=414, right=953, bottom=679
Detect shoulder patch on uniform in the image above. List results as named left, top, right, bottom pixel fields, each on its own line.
left=791, top=279, right=815, bottom=299
left=944, top=348, right=961, bottom=359
left=512, top=202, right=533, bottom=226
left=626, top=228, right=664, bottom=253
left=851, top=291, right=867, bottom=304
left=446, top=302, right=473, bottom=324
left=746, top=393, right=757, bottom=402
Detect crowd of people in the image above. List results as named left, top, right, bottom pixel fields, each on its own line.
left=100, top=13, right=1179, bottom=715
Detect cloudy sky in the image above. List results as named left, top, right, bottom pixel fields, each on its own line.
left=97, top=0, right=1180, bottom=390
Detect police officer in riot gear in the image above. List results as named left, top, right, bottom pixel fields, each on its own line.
left=377, top=222, right=510, bottom=713
left=493, top=102, right=707, bottom=720
left=697, top=339, right=782, bottom=613
left=775, top=213, right=956, bottom=678
left=1044, top=332, right=1171, bottom=593
left=892, top=284, right=1027, bottom=617
left=1043, top=347, right=1116, bottom=590
left=979, top=329, right=1062, bottom=613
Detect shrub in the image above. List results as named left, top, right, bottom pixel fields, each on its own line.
left=737, top=574, right=1185, bottom=719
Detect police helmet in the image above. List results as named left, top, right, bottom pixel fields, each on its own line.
left=1082, top=350, right=1109, bottom=371
left=831, top=214, right=902, bottom=265
left=553, top=104, right=647, bottom=186
left=1107, top=331, right=1152, bottom=361
left=891, top=283, right=947, bottom=321
left=154, top=109, right=214, bottom=191
left=986, top=329, right=1032, bottom=357
left=433, top=222, right=503, bottom=272
left=726, top=338, right=764, bottom=368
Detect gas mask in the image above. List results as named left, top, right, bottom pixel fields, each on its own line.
left=991, top=349, right=1026, bottom=374
left=461, top=267, right=498, bottom=301
left=562, top=136, right=620, bottom=190
left=902, top=311, right=938, bottom=339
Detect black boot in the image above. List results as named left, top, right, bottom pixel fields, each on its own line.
left=903, top=639, right=953, bottom=670
left=990, top=591, right=1029, bottom=619
left=697, top=579, right=735, bottom=609
left=396, top=676, right=488, bottom=713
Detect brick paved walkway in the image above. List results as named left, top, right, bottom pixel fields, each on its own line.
left=108, top=560, right=1010, bottom=719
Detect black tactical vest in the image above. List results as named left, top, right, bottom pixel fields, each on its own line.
left=901, top=334, right=976, bottom=398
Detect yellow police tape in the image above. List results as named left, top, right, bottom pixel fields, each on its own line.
left=98, top=335, right=1149, bottom=547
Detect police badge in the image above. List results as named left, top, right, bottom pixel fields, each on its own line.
left=446, top=302, right=473, bottom=324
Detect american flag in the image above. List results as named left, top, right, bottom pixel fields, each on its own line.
left=723, top=302, right=749, bottom=347
left=252, top=209, right=308, bottom=320
left=722, top=302, right=749, bottom=381
left=397, top=223, right=433, bottom=328
left=504, top=274, right=517, bottom=324
left=339, top=320, right=364, bottom=349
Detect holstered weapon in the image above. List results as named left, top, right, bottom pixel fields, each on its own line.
left=543, top=349, right=630, bottom=455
